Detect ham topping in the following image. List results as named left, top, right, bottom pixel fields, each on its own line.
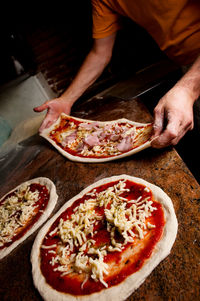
left=57, top=119, right=147, bottom=157
left=117, top=136, right=133, bottom=152
left=79, top=122, right=99, bottom=131
left=64, top=132, right=77, bottom=144
left=84, top=133, right=100, bottom=147
left=80, top=122, right=137, bottom=153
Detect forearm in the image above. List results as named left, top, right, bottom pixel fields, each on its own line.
left=60, top=45, right=112, bottom=106
left=34, top=34, right=117, bottom=131
left=175, top=55, right=200, bottom=103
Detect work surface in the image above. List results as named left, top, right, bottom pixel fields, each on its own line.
left=0, top=94, right=200, bottom=301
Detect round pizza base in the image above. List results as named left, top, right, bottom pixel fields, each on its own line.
left=40, top=114, right=153, bottom=163
left=31, top=174, right=178, bottom=301
left=0, top=177, right=58, bottom=260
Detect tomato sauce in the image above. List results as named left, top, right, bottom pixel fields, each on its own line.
left=0, top=183, right=50, bottom=250
left=40, top=180, right=165, bottom=296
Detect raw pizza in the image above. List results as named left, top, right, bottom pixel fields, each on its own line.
left=31, top=175, right=178, bottom=301
left=40, top=114, right=153, bottom=162
left=0, top=177, right=58, bottom=259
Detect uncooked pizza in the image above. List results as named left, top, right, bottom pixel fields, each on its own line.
left=31, top=175, right=177, bottom=301
left=40, top=114, right=153, bottom=162
left=0, top=177, right=58, bottom=260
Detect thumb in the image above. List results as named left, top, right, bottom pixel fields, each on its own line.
left=152, top=107, right=164, bottom=138
left=34, top=102, right=49, bottom=112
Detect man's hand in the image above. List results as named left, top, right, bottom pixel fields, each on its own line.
left=151, top=86, right=194, bottom=148
left=152, top=55, right=200, bottom=148
left=34, top=98, right=72, bottom=132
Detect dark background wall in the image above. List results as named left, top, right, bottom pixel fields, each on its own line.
left=0, top=1, right=166, bottom=98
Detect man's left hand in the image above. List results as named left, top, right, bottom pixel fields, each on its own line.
left=151, top=86, right=194, bottom=148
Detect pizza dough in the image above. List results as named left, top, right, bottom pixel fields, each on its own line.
left=0, top=177, right=58, bottom=260
left=40, top=114, right=153, bottom=162
left=31, top=174, right=178, bottom=301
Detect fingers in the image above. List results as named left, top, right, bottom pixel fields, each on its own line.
left=39, top=118, right=51, bottom=133
left=34, top=102, right=53, bottom=132
left=152, top=119, right=180, bottom=148
left=151, top=93, right=194, bottom=148
left=150, top=83, right=195, bottom=149
left=152, top=106, right=164, bottom=138
left=35, top=98, right=71, bottom=132
left=34, top=100, right=59, bottom=132
left=39, top=112, right=58, bottom=132
left=151, top=118, right=193, bottom=148
left=169, top=121, right=193, bottom=146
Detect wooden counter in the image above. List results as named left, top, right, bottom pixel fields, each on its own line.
left=0, top=94, right=200, bottom=301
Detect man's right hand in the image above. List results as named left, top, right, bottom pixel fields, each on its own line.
left=34, top=97, right=72, bottom=132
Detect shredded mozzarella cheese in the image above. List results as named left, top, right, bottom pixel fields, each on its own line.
left=0, top=184, right=40, bottom=246
left=42, top=180, right=157, bottom=288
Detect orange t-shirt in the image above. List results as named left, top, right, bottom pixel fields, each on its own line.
left=92, top=0, right=200, bottom=65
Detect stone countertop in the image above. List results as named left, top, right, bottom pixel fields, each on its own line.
left=0, top=95, right=199, bottom=301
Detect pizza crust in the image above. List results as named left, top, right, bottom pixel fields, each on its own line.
left=31, top=175, right=178, bottom=301
left=40, top=114, right=153, bottom=163
left=0, top=177, right=58, bottom=260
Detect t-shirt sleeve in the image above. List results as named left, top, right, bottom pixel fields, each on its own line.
left=92, top=0, right=122, bottom=39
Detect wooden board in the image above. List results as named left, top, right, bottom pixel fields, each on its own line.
left=0, top=95, right=200, bottom=301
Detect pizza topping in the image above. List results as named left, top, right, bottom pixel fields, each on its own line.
left=64, top=132, right=77, bottom=145
left=84, top=132, right=100, bottom=147
left=41, top=180, right=161, bottom=290
left=0, top=183, right=49, bottom=249
left=79, top=122, right=137, bottom=156
left=117, top=136, right=134, bottom=152
left=49, top=227, right=58, bottom=236
left=48, top=116, right=153, bottom=158
left=79, top=122, right=99, bottom=131
left=41, top=244, right=57, bottom=249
